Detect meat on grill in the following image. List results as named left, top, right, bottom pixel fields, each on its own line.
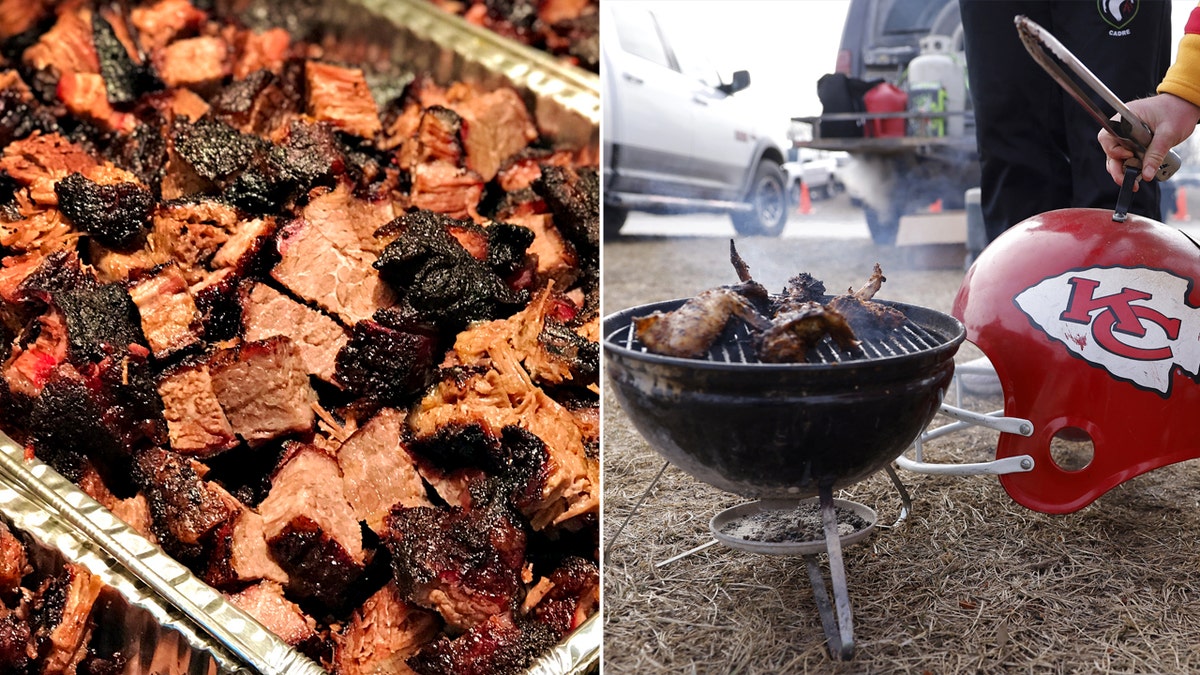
left=756, top=302, right=859, bottom=363
left=333, top=581, right=441, bottom=675
left=635, top=287, right=771, bottom=359
left=827, top=263, right=907, bottom=337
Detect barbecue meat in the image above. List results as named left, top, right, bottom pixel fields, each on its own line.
left=635, top=287, right=771, bottom=359
left=29, top=563, right=103, bottom=675
left=756, top=302, right=859, bottom=363
left=208, top=337, right=317, bottom=446
left=826, top=263, right=907, bottom=337
left=336, top=407, right=431, bottom=534
left=225, top=581, right=317, bottom=648
left=241, top=282, right=348, bottom=384
left=334, top=315, right=439, bottom=407
left=156, top=362, right=238, bottom=456
left=156, top=36, right=231, bottom=90
left=304, top=61, right=382, bottom=139
left=406, top=612, right=558, bottom=675
left=127, top=263, right=202, bottom=358
left=258, top=442, right=365, bottom=606
left=132, top=447, right=235, bottom=560
left=383, top=502, right=526, bottom=632
left=0, top=521, right=27, bottom=600
left=525, top=556, right=598, bottom=637
left=272, top=218, right=396, bottom=325
left=775, top=272, right=827, bottom=311
left=334, top=581, right=441, bottom=675
left=205, top=497, right=290, bottom=588
left=450, top=86, right=537, bottom=183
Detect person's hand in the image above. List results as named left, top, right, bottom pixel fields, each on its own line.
left=1099, top=93, right=1200, bottom=187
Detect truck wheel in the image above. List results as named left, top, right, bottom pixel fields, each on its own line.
left=864, top=204, right=899, bottom=245
left=604, top=205, right=627, bottom=241
left=732, top=162, right=787, bottom=237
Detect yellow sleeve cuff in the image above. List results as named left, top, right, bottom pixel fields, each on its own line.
left=1159, top=33, right=1200, bottom=107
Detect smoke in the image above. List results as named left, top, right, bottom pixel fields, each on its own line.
left=838, top=156, right=896, bottom=214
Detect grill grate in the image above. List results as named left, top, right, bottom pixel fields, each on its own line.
left=605, top=315, right=950, bottom=365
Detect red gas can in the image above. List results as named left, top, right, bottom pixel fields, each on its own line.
left=863, top=82, right=907, bottom=138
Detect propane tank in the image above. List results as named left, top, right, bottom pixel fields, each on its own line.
left=906, top=35, right=966, bottom=137
left=863, top=82, right=907, bottom=138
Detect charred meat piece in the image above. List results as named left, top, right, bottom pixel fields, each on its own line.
left=383, top=503, right=526, bottom=632
left=450, top=87, right=537, bottom=183
left=826, top=263, right=907, bottom=337
left=525, top=556, right=599, bottom=637
left=635, top=288, right=770, bottom=359
left=0, top=87, right=59, bottom=148
left=756, top=302, right=859, bottom=363
left=334, top=581, right=441, bottom=675
left=133, top=447, right=235, bottom=560
left=54, top=172, right=153, bottom=249
left=29, top=562, right=103, bottom=675
left=206, top=505, right=290, bottom=588
left=91, top=12, right=163, bottom=105
left=335, top=408, right=431, bottom=534
left=775, top=271, right=827, bottom=312
left=272, top=219, right=396, bottom=326
left=406, top=613, right=558, bottom=675
left=224, top=581, right=318, bottom=648
left=208, top=337, right=317, bottom=446
left=258, top=442, right=365, bottom=606
left=532, top=165, right=598, bottom=263
left=172, top=117, right=267, bottom=185
left=374, top=210, right=530, bottom=328
left=0, top=609, right=34, bottom=673
left=333, top=314, right=438, bottom=407
left=54, top=281, right=147, bottom=363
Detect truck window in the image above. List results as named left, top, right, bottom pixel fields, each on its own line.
left=881, top=0, right=953, bottom=35
left=614, top=8, right=671, bottom=68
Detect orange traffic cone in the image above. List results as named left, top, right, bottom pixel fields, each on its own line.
left=1174, top=186, right=1189, bottom=221
left=929, top=198, right=943, bottom=214
left=799, top=181, right=812, bottom=215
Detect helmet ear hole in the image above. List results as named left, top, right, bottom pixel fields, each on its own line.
left=1049, top=427, right=1094, bottom=472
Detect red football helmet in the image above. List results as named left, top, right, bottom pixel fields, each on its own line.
left=953, top=208, right=1200, bottom=513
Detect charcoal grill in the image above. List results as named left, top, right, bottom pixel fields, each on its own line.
left=603, top=296, right=965, bottom=659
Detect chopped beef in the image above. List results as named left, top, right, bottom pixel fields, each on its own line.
left=0, top=86, right=59, bottom=148
left=272, top=218, right=396, bottom=325
left=22, top=7, right=100, bottom=78
left=208, top=336, right=317, bottom=446
left=103, top=118, right=169, bottom=191
left=383, top=503, right=526, bottom=632
left=374, top=210, right=529, bottom=329
left=54, top=171, right=154, bottom=249
left=127, top=263, right=201, bottom=358
left=56, top=72, right=138, bottom=133
left=258, top=442, right=365, bottom=605
left=1, top=133, right=101, bottom=206
left=172, top=116, right=266, bottom=185
left=532, top=165, right=598, bottom=266
left=0, top=609, right=33, bottom=672
left=132, top=446, right=235, bottom=560
left=334, top=317, right=438, bottom=407
left=448, top=86, right=537, bottom=183
left=334, top=581, right=441, bottom=675
left=206, top=506, right=290, bottom=588
left=406, top=613, right=558, bottom=675
left=0, top=0, right=49, bottom=41
left=232, top=28, right=291, bottom=80
left=156, top=36, right=230, bottom=90
left=397, top=105, right=463, bottom=170
left=130, top=0, right=206, bottom=52
left=408, top=161, right=485, bottom=222
left=156, top=362, right=238, bottom=456
left=91, top=12, right=163, bottom=105
left=241, top=282, right=348, bottom=383
left=525, top=556, right=598, bottom=637
left=304, top=61, right=381, bottom=139
left=0, top=521, right=27, bottom=600
left=53, top=281, right=146, bottom=363
left=302, top=180, right=395, bottom=255
left=3, top=308, right=68, bottom=398
left=29, top=563, right=103, bottom=675
left=335, top=408, right=431, bottom=533
left=225, top=581, right=318, bottom=647
left=210, top=216, right=276, bottom=273
left=503, top=212, right=578, bottom=288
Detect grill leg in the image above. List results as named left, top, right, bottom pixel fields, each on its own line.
left=604, top=460, right=670, bottom=557
left=804, top=487, right=856, bottom=661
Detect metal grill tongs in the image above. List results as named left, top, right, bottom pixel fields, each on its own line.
left=1015, top=14, right=1182, bottom=221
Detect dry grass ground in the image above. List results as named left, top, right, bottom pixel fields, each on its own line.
left=601, top=234, right=1200, bottom=675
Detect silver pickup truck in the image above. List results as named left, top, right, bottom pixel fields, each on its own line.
left=602, top=2, right=789, bottom=239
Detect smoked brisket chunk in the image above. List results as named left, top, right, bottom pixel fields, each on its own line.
left=208, top=336, right=316, bottom=446
left=0, top=520, right=27, bottom=600
left=373, top=210, right=530, bottom=328
left=90, top=13, right=163, bottom=105
left=334, top=581, right=440, bottom=675
left=334, top=316, right=438, bottom=407
left=528, top=556, right=598, bottom=637
left=54, top=172, right=154, bottom=249
left=53, top=281, right=147, bottom=363
left=532, top=165, right=598, bottom=265
left=225, top=581, right=318, bottom=648
left=156, top=362, right=237, bottom=456
left=383, top=502, right=526, bottom=632
left=406, top=613, right=557, bottom=675
left=336, top=407, right=430, bottom=534
left=29, top=563, right=103, bottom=675
left=241, top=282, right=347, bottom=384
left=258, top=443, right=365, bottom=606
left=127, top=263, right=202, bottom=358
left=133, top=447, right=235, bottom=561
left=0, top=610, right=33, bottom=673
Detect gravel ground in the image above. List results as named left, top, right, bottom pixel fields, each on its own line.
left=601, top=232, right=1200, bottom=674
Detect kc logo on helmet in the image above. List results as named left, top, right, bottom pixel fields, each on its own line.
left=1014, top=266, right=1200, bottom=395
